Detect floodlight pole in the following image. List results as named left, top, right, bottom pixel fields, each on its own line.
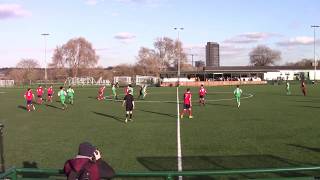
left=174, top=27, right=184, bottom=86
left=41, top=33, right=50, bottom=85
left=311, top=25, right=319, bottom=83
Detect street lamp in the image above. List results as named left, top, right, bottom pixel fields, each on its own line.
left=41, top=33, right=50, bottom=84
left=174, top=27, right=184, bottom=86
left=311, top=25, right=319, bottom=83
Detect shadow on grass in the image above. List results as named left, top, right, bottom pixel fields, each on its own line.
left=88, top=96, right=97, bottom=99
left=294, top=99, right=316, bottom=103
left=205, top=102, right=234, bottom=107
left=292, top=105, right=320, bottom=109
left=92, top=111, right=124, bottom=123
left=137, top=109, right=176, bottom=118
left=17, top=105, right=27, bottom=110
left=46, top=104, right=62, bottom=110
left=137, top=155, right=318, bottom=179
left=287, top=144, right=320, bottom=153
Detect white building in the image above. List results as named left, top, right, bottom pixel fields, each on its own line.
left=160, top=66, right=320, bottom=81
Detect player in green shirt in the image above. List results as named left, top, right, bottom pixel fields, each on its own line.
left=58, top=86, right=67, bottom=110
left=67, top=86, right=75, bottom=104
left=112, top=84, right=118, bottom=100
left=233, top=85, right=242, bottom=108
left=141, top=85, right=147, bottom=99
left=286, top=81, right=291, bottom=95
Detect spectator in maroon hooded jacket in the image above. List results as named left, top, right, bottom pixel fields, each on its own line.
left=64, top=142, right=115, bottom=180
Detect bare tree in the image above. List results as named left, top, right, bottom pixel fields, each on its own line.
left=51, top=37, right=99, bottom=77
left=113, top=64, right=136, bottom=77
left=285, top=58, right=318, bottom=67
left=153, top=37, right=188, bottom=70
left=249, top=45, right=281, bottom=66
left=136, top=47, right=161, bottom=76
left=135, top=37, right=189, bottom=76
left=16, top=59, right=40, bottom=69
left=13, top=59, right=41, bottom=82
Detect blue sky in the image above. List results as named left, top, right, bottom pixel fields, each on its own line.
left=1, top=0, right=320, bottom=68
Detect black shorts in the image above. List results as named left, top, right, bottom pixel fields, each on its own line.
left=183, top=104, right=191, bottom=109
left=48, top=94, right=52, bottom=97
left=126, top=105, right=133, bottom=111
left=27, top=100, right=32, bottom=105
left=37, top=95, right=42, bottom=98
left=199, top=95, right=204, bottom=99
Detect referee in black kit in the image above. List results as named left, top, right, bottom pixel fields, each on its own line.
left=122, top=90, right=135, bottom=123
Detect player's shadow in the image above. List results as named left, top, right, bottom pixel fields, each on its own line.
left=92, top=111, right=124, bottom=123
left=294, top=100, right=317, bottom=103
left=88, top=96, right=95, bottom=99
left=17, top=105, right=27, bottom=110
left=136, top=109, right=176, bottom=118
left=287, top=144, right=320, bottom=153
left=205, top=102, right=234, bottom=107
left=137, top=155, right=318, bottom=179
left=292, top=105, right=320, bottom=109
left=46, top=104, right=61, bottom=110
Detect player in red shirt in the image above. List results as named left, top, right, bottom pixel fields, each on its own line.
left=24, top=88, right=35, bottom=112
left=97, top=86, right=105, bottom=100
left=180, top=88, right=193, bottom=119
left=124, top=84, right=133, bottom=95
left=199, top=84, right=207, bottom=106
left=124, top=86, right=129, bottom=95
left=47, top=85, right=54, bottom=103
left=36, top=85, right=44, bottom=104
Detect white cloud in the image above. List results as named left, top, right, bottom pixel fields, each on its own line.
left=0, top=3, right=31, bottom=19
left=114, top=0, right=165, bottom=7
left=277, top=36, right=319, bottom=46
left=114, top=32, right=136, bottom=39
left=85, top=0, right=98, bottom=5
left=114, top=32, right=136, bottom=43
left=111, top=12, right=119, bottom=17
left=220, top=44, right=248, bottom=56
left=184, top=43, right=205, bottom=51
left=224, top=32, right=280, bottom=44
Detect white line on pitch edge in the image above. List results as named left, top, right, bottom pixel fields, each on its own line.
left=176, top=87, right=183, bottom=180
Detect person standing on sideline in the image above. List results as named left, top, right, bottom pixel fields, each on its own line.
left=234, top=85, right=243, bottom=108
left=36, top=85, right=44, bottom=104
left=301, top=80, right=307, bottom=96
left=122, top=90, right=135, bottom=123
left=58, top=86, right=67, bottom=110
left=24, top=88, right=35, bottom=112
left=286, top=81, right=291, bottom=95
left=180, top=88, right=193, bottom=119
left=199, top=84, right=207, bottom=106
left=67, top=86, right=75, bottom=105
left=64, top=142, right=115, bottom=180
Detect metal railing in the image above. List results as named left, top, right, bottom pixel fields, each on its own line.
left=1, top=166, right=320, bottom=180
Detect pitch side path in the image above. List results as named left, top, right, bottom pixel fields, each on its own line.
left=0, top=84, right=320, bottom=178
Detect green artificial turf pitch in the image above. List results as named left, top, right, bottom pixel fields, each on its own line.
left=0, top=84, right=319, bottom=177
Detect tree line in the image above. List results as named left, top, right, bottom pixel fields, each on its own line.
left=5, top=37, right=318, bottom=83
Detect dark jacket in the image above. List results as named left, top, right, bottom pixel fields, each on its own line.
left=64, top=157, right=115, bottom=180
